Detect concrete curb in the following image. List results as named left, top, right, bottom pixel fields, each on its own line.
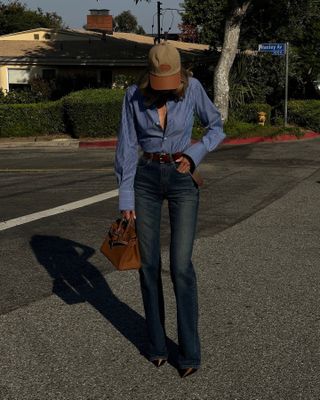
left=0, top=138, right=80, bottom=149
left=0, top=132, right=319, bottom=149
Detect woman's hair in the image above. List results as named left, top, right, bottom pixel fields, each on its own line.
left=137, top=67, right=192, bottom=107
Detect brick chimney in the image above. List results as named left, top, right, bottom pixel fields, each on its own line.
left=86, top=9, right=113, bottom=35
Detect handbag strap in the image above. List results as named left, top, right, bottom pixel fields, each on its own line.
left=112, top=215, right=136, bottom=240
left=115, top=216, right=133, bottom=233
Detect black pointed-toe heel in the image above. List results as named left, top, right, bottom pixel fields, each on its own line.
left=179, top=367, right=198, bottom=378
left=152, top=359, right=167, bottom=368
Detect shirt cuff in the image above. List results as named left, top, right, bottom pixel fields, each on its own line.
left=119, top=189, right=135, bottom=211
left=183, top=141, right=208, bottom=167
left=183, top=131, right=226, bottom=166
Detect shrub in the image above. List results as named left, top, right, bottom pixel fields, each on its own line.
left=0, top=78, right=55, bottom=104
left=0, top=89, right=43, bottom=104
left=62, top=88, right=125, bottom=137
left=0, top=101, right=64, bottom=137
left=112, top=74, right=137, bottom=89
left=192, top=119, right=303, bottom=139
left=223, top=120, right=303, bottom=138
left=288, top=100, right=320, bottom=132
left=230, top=103, right=272, bottom=124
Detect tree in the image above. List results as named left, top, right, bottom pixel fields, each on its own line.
left=182, top=0, right=320, bottom=119
left=182, top=0, right=251, bottom=121
left=114, top=10, right=145, bottom=34
left=240, top=0, right=320, bottom=99
left=213, top=1, right=251, bottom=121
left=177, top=23, right=199, bottom=43
left=135, top=0, right=251, bottom=120
left=135, top=0, right=320, bottom=120
left=0, top=0, right=65, bottom=35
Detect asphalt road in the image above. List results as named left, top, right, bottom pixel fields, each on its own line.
left=0, top=138, right=320, bottom=399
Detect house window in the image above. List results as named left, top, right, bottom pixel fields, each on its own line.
left=8, top=68, right=30, bottom=84
left=8, top=68, right=31, bottom=91
left=44, top=33, right=51, bottom=40
left=34, top=34, right=40, bottom=40
left=42, top=69, right=56, bottom=80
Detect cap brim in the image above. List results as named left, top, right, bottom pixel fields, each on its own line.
left=149, top=72, right=181, bottom=90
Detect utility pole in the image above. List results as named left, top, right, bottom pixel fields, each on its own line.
left=157, top=1, right=162, bottom=43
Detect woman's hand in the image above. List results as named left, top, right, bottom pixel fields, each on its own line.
left=175, top=155, right=194, bottom=174
left=121, top=210, right=136, bottom=220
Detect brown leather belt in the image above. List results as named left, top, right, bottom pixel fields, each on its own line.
left=143, top=151, right=204, bottom=187
left=143, top=151, right=183, bottom=163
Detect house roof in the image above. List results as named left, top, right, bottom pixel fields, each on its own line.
left=112, top=32, right=209, bottom=52
left=0, top=27, right=52, bottom=37
left=0, top=27, right=101, bottom=40
left=0, top=28, right=211, bottom=67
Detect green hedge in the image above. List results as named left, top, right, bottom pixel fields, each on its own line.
left=192, top=120, right=303, bottom=139
left=0, top=89, right=319, bottom=138
left=0, top=101, right=64, bottom=137
left=230, top=103, right=272, bottom=124
left=288, top=100, right=320, bottom=132
left=223, top=120, right=303, bottom=138
left=62, top=89, right=125, bottom=138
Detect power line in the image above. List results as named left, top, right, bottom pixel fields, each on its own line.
left=155, top=1, right=183, bottom=42
left=168, top=11, right=175, bottom=33
left=151, top=12, right=157, bottom=36
left=160, top=9, right=175, bottom=34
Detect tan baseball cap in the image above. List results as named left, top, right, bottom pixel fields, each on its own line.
left=148, top=41, right=181, bottom=90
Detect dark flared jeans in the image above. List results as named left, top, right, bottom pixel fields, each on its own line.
left=134, top=155, right=201, bottom=369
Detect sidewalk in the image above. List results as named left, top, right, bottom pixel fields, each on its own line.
left=1, top=168, right=319, bottom=399
left=0, top=131, right=319, bottom=149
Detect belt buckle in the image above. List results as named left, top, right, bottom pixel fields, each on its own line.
left=159, top=152, right=167, bottom=164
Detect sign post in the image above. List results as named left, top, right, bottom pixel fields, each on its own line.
left=258, top=42, right=289, bottom=126
left=284, top=42, right=289, bottom=127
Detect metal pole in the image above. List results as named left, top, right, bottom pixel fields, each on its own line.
left=157, top=2, right=162, bottom=44
left=284, top=42, right=289, bottom=127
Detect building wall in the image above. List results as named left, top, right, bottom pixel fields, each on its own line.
left=0, top=66, right=8, bottom=91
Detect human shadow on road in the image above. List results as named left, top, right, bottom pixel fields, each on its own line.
left=30, top=234, right=179, bottom=367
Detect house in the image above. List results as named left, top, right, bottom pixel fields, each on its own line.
left=0, top=11, right=211, bottom=93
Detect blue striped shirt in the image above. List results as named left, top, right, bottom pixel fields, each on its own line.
left=114, top=77, right=226, bottom=211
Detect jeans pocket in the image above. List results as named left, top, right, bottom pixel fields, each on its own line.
left=174, top=162, right=186, bottom=175
left=173, top=161, right=189, bottom=175
left=173, top=162, right=199, bottom=189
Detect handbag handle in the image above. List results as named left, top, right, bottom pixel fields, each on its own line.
left=115, top=215, right=135, bottom=235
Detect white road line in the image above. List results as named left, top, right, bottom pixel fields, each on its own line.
left=0, top=168, right=113, bottom=173
left=0, top=189, right=119, bottom=232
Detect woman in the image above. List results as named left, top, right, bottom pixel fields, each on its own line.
left=115, top=41, right=226, bottom=378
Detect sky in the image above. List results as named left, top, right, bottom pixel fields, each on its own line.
left=19, top=0, right=183, bottom=33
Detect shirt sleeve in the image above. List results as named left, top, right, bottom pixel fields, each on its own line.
left=114, top=86, right=139, bottom=211
left=183, top=78, right=226, bottom=167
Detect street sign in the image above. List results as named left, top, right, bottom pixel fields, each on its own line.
left=258, top=43, right=286, bottom=56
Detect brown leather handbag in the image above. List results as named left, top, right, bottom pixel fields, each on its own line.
left=100, top=216, right=141, bottom=270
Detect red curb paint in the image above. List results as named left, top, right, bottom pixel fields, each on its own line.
left=78, top=131, right=320, bottom=148
left=223, top=131, right=320, bottom=145
left=79, top=140, right=118, bottom=148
